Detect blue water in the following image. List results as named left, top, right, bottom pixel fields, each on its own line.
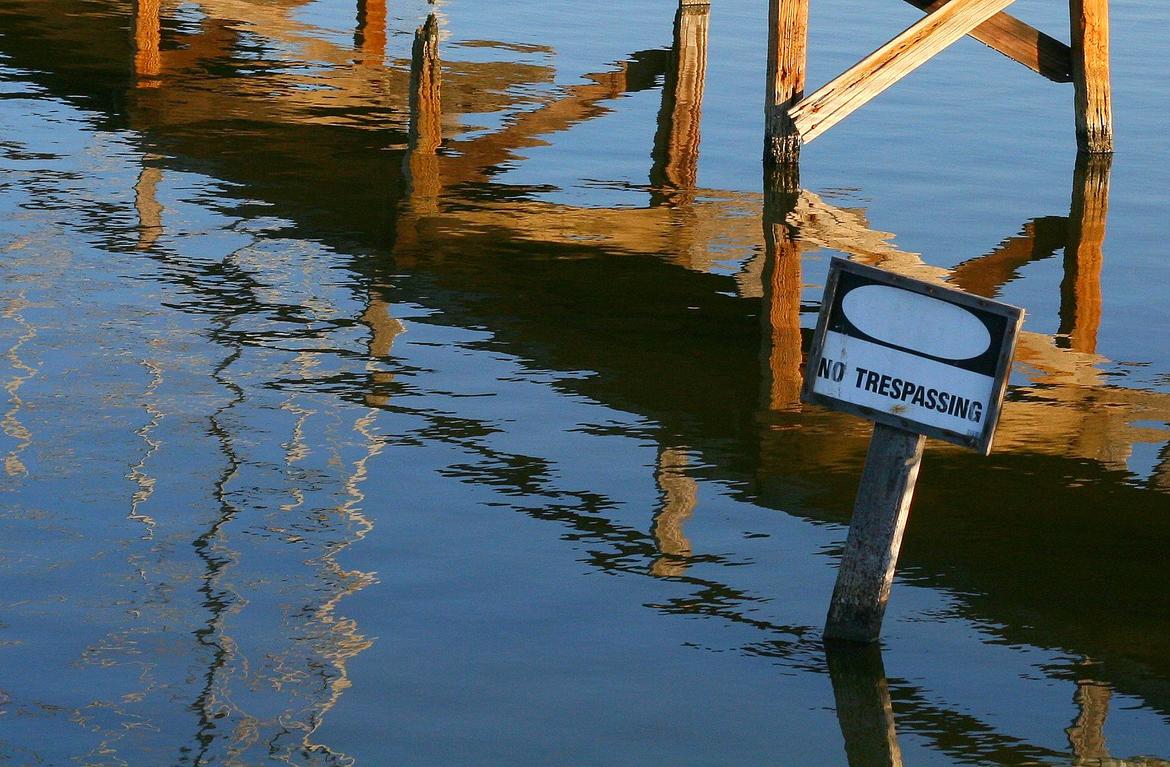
left=0, top=0, right=1168, bottom=763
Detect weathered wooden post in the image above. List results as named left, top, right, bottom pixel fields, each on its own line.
left=804, top=259, right=1024, bottom=642
left=1058, top=152, right=1111, bottom=352
left=406, top=14, right=442, bottom=207
left=764, top=0, right=808, bottom=172
left=651, top=0, right=710, bottom=204
left=825, top=642, right=904, bottom=767
left=824, top=424, right=925, bottom=641
left=1070, top=0, right=1113, bottom=153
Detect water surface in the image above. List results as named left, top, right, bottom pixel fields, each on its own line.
left=1, top=0, right=1169, bottom=764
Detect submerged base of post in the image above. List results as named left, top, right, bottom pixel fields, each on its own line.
left=825, top=423, right=925, bottom=643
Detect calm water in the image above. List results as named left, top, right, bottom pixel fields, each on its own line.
left=1, top=0, right=1169, bottom=764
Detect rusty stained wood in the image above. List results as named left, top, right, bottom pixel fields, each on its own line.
left=902, top=0, right=1072, bottom=83
left=789, top=0, right=1017, bottom=144
left=824, top=423, right=925, bottom=643
left=1070, top=0, right=1113, bottom=152
left=764, top=0, right=809, bottom=166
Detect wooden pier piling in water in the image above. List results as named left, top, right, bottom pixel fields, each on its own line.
left=767, top=0, right=1114, bottom=153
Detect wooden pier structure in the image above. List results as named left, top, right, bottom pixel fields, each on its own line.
left=766, top=0, right=1113, bottom=166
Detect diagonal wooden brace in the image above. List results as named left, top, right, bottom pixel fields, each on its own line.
left=789, top=0, right=1017, bottom=144
left=902, top=0, right=1072, bottom=83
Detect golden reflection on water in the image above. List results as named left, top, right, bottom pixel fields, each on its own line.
left=2, top=0, right=1170, bottom=761
left=1, top=295, right=35, bottom=479
left=650, top=447, right=698, bottom=578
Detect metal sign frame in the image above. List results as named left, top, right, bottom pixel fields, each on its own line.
left=802, top=258, right=1024, bottom=455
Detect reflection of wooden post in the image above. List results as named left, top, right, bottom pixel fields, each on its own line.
left=764, top=0, right=808, bottom=169
left=134, top=164, right=164, bottom=250
left=825, top=642, right=904, bottom=767
left=133, top=0, right=162, bottom=86
left=355, top=0, right=388, bottom=66
left=362, top=292, right=404, bottom=408
left=650, top=447, right=697, bottom=578
left=650, top=2, right=710, bottom=204
left=760, top=178, right=803, bottom=410
left=1152, top=444, right=1170, bottom=493
left=824, top=424, right=925, bottom=643
left=405, top=14, right=442, bottom=208
left=1058, top=153, right=1110, bottom=354
left=1067, top=680, right=1111, bottom=763
left=1069, top=0, right=1113, bottom=153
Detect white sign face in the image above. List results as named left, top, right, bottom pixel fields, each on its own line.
left=803, top=259, right=1024, bottom=454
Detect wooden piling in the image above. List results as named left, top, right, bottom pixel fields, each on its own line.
left=406, top=14, right=442, bottom=207
left=1058, top=152, right=1111, bottom=353
left=650, top=1, right=710, bottom=204
left=825, top=642, right=904, bottom=767
left=790, top=0, right=1016, bottom=144
left=1069, top=0, right=1113, bottom=153
left=824, top=424, right=925, bottom=643
left=764, top=0, right=808, bottom=167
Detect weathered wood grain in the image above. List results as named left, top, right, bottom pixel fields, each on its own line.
left=789, top=0, right=1017, bottom=144
left=764, top=0, right=809, bottom=165
left=903, top=0, right=1072, bottom=82
left=1070, top=0, right=1113, bottom=152
left=824, top=424, right=925, bottom=643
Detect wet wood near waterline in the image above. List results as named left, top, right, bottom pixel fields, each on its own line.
left=764, top=0, right=808, bottom=169
left=824, top=424, right=925, bottom=643
left=826, top=643, right=905, bottom=767
left=902, top=0, right=1073, bottom=82
left=789, top=0, right=1017, bottom=144
left=406, top=14, right=442, bottom=208
left=1070, top=0, right=1113, bottom=153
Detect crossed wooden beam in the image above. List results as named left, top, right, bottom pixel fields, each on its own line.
left=766, top=0, right=1112, bottom=161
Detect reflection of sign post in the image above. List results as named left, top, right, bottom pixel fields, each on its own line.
left=804, top=258, right=1023, bottom=642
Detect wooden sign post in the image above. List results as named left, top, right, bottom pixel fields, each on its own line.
left=803, top=258, right=1024, bottom=642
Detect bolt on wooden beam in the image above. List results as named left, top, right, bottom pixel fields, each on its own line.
left=789, top=0, right=1017, bottom=145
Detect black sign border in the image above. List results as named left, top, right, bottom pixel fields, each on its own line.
left=801, top=258, right=1025, bottom=455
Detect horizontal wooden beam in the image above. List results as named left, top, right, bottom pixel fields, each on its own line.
left=789, top=0, right=1017, bottom=144
left=904, top=0, right=1072, bottom=83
